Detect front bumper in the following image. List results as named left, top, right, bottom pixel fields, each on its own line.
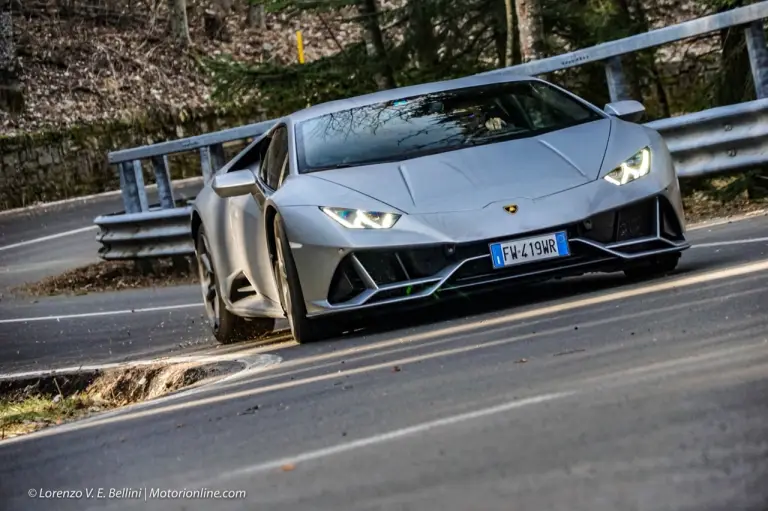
left=296, top=194, right=689, bottom=317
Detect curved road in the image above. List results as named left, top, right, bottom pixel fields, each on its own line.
left=0, top=214, right=766, bottom=510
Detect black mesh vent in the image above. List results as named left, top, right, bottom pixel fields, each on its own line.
left=230, top=273, right=255, bottom=303
left=579, top=198, right=658, bottom=243
left=616, top=199, right=656, bottom=241
left=355, top=251, right=408, bottom=285
left=328, top=255, right=366, bottom=304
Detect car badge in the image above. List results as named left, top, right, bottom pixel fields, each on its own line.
left=503, top=204, right=518, bottom=214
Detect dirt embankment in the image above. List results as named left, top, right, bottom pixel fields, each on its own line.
left=0, top=361, right=235, bottom=440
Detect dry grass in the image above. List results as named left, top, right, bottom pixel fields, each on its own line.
left=683, top=191, right=767, bottom=224
left=0, top=394, right=95, bottom=439
left=0, top=362, right=221, bottom=440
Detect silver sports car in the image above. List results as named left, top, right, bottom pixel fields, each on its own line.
left=191, top=73, right=690, bottom=344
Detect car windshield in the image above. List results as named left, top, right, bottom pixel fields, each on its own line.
left=295, top=80, right=604, bottom=173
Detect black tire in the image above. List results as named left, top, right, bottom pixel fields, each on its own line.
left=195, top=224, right=274, bottom=344
left=273, top=213, right=335, bottom=344
left=623, top=252, right=681, bottom=281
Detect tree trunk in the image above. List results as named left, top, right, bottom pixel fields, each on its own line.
left=504, top=0, right=515, bottom=67
left=205, top=0, right=233, bottom=41
left=408, top=1, right=438, bottom=70
left=716, top=0, right=751, bottom=106
left=615, top=0, right=669, bottom=117
left=0, top=6, right=23, bottom=114
left=357, top=0, right=396, bottom=90
left=515, top=0, right=544, bottom=62
left=168, top=0, right=191, bottom=47
left=246, top=1, right=266, bottom=30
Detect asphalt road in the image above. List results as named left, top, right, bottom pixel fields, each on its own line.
left=0, top=180, right=202, bottom=290
left=0, top=214, right=766, bottom=511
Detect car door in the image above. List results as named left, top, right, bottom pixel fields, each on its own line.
left=228, top=124, right=290, bottom=306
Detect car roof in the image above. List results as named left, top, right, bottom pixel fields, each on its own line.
left=287, top=72, right=539, bottom=124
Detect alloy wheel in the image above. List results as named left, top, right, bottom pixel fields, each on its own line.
left=274, top=235, right=295, bottom=332
left=196, top=237, right=220, bottom=329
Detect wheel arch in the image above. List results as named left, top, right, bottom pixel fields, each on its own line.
left=191, top=209, right=203, bottom=245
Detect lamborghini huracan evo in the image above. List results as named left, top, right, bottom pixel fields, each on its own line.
left=191, top=73, right=689, bottom=344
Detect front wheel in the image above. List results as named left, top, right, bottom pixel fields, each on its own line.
left=273, top=214, right=336, bottom=344
left=195, top=224, right=274, bottom=344
left=623, top=252, right=681, bottom=281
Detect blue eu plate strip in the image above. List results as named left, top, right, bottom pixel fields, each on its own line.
left=555, top=231, right=570, bottom=256
left=490, top=243, right=504, bottom=269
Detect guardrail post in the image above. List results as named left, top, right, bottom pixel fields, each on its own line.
left=119, top=161, right=149, bottom=213
left=200, top=146, right=213, bottom=183
left=200, top=143, right=227, bottom=183
left=151, top=155, right=176, bottom=209
left=210, top=143, right=226, bottom=171
left=604, top=56, right=633, bottom=102
left=745, top=20, right=768, bottom=99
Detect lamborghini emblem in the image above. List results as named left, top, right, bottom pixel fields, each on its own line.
left=503, top=204, right=518, bottom=214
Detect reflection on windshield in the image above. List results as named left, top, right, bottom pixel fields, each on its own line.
left=295, top=80, right=604, bottom=173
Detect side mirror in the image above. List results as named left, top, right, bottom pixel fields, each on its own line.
left=604, top=100, right=646, bottom=123
left=212, top=170, right=257, bottom=198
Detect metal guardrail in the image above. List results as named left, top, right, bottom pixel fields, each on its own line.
left=109, top=120, right=276, bottom=216
left=648, top=98, right=768, bottom=178
left=95, top=3, right=768, bottom=260
left=95, top=206, right=194, bottom=259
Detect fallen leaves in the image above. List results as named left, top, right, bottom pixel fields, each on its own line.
left=13, top=258, right=198, bottom=297
left=4, top=0, right=408, bottom=136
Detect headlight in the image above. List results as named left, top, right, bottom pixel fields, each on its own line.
left=604, top=147, right=651, bottom=186
left=320, top=207, right=401, bottom=229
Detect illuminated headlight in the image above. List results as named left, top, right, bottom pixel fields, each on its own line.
left=321, top=207, right=401, bottom=229
left=604, top=147, right=651, bottom=186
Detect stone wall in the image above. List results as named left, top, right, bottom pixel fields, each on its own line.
left=0, top=107, right=265, bottom=211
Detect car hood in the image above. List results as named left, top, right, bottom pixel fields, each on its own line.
left=309, top=119, right=612, bottom=214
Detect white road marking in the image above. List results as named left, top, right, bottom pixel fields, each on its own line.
left=210, top=391, right=575, bottom=479
left=692, top=236, right=768, bottom=248
left=0, top=303, right=202, bottom=324
left=0, top=225, right=97, bottom=252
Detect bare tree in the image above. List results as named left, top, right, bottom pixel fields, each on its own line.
left=503, top=0, right=515, bottom=67
left=205, top=0, right=234, bottom=41
left=168, top=0, right=191, bottom=47
left=246, top=0, right=266, bottom=30
left=357, top=0, right=396, bottom=90
left=0, top=2, right=23, bottom=114
left=515, top=0, right=544, bottom=62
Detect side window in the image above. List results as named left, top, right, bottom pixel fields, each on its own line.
left=262, top=126, right=289, bottom=190
left=258, top=137, right=272, bottom=184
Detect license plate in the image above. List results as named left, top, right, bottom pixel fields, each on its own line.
left=490, top=231, right=570, bottom=269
